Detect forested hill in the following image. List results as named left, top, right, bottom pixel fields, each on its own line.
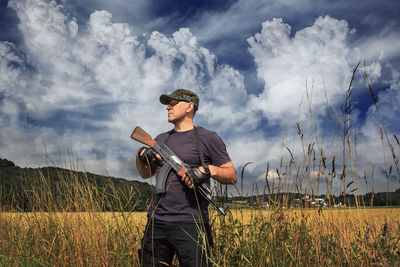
left=2, top=158, right=399, bottom=212
left=0, top=158, right=153, bottom=212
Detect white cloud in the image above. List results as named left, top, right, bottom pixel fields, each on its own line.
left=197, top=64, right=259, bottom=134
left=358, top=79, right=400, bottom=176
left=360, top=62, right=382, bottom=83
left=2, top=0, right=399, bottom=194
left=1, top=0, right=257, bottom=177
left=248, top=16, right=356, bottom=125
left=193, top=0, right=310, bottom=44
left=355, top=31, right=400, bottom=62
left=0, top=42, right=28, bottom=94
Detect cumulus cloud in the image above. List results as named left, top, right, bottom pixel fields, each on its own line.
left=358, top=79, right=400, bottom=177
left=355, top=31, right=400, bottom=62
left=1, top=0, right=257, bottom=178
left=2, top=0, right=399, bottom=194
left=247, top=16, right=357, bottom=125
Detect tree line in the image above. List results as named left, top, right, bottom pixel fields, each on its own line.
left=2, top=158, right=399, bottom=212
left=0, top=158, right=153, bottom=212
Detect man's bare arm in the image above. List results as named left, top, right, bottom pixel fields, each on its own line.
left=208, top=161, right=237, bottom=184
left=181, top=161, right=237, bottom=188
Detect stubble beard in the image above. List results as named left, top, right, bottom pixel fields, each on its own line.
left=168, top=113, right=184, bottom=125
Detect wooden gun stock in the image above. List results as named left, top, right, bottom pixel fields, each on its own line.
left=130, top=127, right=156, bottom=148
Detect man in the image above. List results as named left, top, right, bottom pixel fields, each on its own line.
left=136, top=89, right=237, bottom=266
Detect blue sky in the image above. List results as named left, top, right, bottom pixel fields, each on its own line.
left=1, top=0, right=400, bottom=195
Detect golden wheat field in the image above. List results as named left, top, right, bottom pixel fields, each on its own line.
left=1, top=208, right=399, bottom=266
left=1, top=65, right=399, bottom=266
left=228, top=208, right=400, bottom=245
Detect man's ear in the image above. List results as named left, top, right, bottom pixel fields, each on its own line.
left=186, top=102, right=195, bottom=113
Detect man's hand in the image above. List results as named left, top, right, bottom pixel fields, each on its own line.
left=181, top=166, right=211, bottom=189
left=182, top=162, right=238, bottom=186
left=137, top=147, right=162, bottom=163
left=136, top=147, right=162, bottom=178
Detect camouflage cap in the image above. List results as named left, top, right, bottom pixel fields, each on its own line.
left=160, top=89, right=199, bottom=110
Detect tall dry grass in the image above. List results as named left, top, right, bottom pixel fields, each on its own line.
left=1, top=63, right=400, bottom=266
left=1, top=208, right=399, bottom=266
left=0, top=211, right=146, bottom=265
left=243, top=62, right=400, bottom=210
left=212, top=208, right=399, bottom=266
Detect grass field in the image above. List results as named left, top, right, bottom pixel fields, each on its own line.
left=1, top=208, right=399, bottom=266
left=1, top=65, right=399, bottom=266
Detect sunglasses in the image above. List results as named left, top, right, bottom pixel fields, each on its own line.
left=167, top=99, right=180, bottom=106
left=167, top=99, right=191, bottom=107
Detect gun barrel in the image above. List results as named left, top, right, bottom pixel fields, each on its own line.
left=197, top=184, right=228, bottom=216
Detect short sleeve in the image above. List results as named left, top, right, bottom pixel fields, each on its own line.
left=207, top=132, right=231, bottom=167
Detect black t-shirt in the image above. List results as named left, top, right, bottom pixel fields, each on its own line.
left=147, top=126, right=231, bottom=223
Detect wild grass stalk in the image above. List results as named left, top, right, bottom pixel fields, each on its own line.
left=1, top=64, right=400, bottom=266
left=1, top=156, right=399, bottom=266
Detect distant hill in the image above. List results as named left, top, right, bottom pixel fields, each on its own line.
left=2, top=158, right=399, bottom=212
left=0, top=158, right=154, bottom=212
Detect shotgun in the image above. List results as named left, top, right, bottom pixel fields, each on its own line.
left=131, top=126, right=229, bottom=215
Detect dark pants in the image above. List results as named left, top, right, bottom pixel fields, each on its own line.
left=139, top=219, right=213, bottom=267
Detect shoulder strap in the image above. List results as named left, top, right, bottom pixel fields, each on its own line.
left=194, top=127, right=210, bottom=174
left=164, top=127, right=210, bottom=173
left=164, top=129, right=174, bottom=144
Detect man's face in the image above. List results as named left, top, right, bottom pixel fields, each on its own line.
left=166, top=99, right=191, bottom=123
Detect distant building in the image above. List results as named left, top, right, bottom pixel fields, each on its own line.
left=334, top=202, right=346, bottom=208
left=294, top=195, right=327, bottom=207
left=233, top=200, right=247, bottom=205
